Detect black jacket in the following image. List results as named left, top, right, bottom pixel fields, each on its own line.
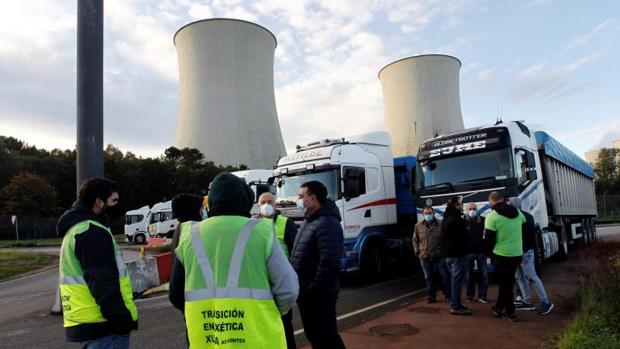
left=441, top=206, right=471, bottom=257
left=521, top=210, right=537, bottom=252
left=465, top=216, right=485, bottom=254
left=57, top=200, right=138, bottom=342
left=290, top=199, right=343, bottom=296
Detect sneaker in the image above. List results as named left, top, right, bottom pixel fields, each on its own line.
left=515, top=302, right=535, bottom=311
left=503, top=313, right=519, bottom=322
left=450, top=308, right=472, bottom=315
left=513, top=296, right=523, bottom=305
left=538, top=302, right=554, bottom=315
left=478, top=298, right=489, bottom=304
left=459, top=305, right=470, bottom=311
left=492, top=306, right=503, bottom=318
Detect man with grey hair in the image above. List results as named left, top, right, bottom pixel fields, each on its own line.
left=507, top=197, right=554, bottom=315
left=258, top=191, right=299, bottom=349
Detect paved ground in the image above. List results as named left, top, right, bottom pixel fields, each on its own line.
left=0, top=224, right=617, bottom=348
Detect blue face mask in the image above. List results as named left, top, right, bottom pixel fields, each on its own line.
left=296, top=198, right=307, bottom=215
left=424, top=214, right=434, bottom=222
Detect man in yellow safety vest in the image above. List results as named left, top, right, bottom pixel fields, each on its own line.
left=169, top=172, right=299, bottom=348
left=57, top=177, right=138, bottom=348
left=257, top=191, right=299, bottom=349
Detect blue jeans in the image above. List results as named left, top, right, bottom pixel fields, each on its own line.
left=80, top=334, right=130, bottom=349
left=445, top=257, right=467, bottom=310
left=466, top=253, right=489, bottom=299
left=419, top=257, right=451, bottom=300
left=515, top=249, right=549, bottom=304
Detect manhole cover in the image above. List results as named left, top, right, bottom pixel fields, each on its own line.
left=408, top=306, right=441, bottom=314
left=369, top=324, right=420, bottom=337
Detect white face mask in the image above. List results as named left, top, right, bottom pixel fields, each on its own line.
left=467, top=210, right=478, bottom=218
left=260, top=203, right=274, bottom=217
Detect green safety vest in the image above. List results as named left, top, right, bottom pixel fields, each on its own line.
left=59, top=220, right=138, bottom=328
left=175, top=216, right=286, bottom=349
left=273, top=215, right=289, bottom=258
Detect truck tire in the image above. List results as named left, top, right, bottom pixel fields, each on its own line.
left=134, top=233, right=146, bottom=245
left=361, top=240, right=386, bottom=279
left=555, top=225, right=569, bottom=261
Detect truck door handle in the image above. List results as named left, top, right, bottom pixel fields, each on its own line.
left=364, top=209, right=371, bottom=218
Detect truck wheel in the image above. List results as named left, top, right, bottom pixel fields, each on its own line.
left=134, top=233, right=146, bottom=245
left=556, top=225, right=569, bottom=261
left=361, top=240, right=386, bottom=279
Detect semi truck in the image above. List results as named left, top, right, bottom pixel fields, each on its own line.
left=415, top=120, right=597, bottom=265
left=273, top=132, right=417, bottom=276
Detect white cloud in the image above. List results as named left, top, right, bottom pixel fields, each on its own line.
left=477, top=68, right=495, bottom=82
left=187, top=4, right=214, bottom=19
left=509, top=52, right=601, bottom=102
left=559, top=18, right=616, bottom=56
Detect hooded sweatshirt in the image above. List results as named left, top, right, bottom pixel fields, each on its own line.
left=57, top=200, right=137, bottom=342
left=483, top=202, right=526, bottom=257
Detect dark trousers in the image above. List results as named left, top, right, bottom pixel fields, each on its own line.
left=492, top=254, right=522, bottom=316
left=419, top=257, right=451, bottom=301
left=445, top=256, right=467, bottom=310
left=282, top=309, right=296, bottom=349
left=297, top=292, right=346, bottom=349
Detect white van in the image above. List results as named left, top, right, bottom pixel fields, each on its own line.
left=232, top=170, right=274, bottom=216
left=147, top=201, right=178, bottom=238
left=124, top=205, right=150, bottom=244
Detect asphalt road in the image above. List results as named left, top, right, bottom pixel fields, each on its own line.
left=1, top=224, right=618, bottom=348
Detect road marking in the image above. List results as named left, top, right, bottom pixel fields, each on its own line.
left=294, top=288, right=425, bottom=336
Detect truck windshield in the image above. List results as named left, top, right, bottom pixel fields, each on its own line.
left=125, top=214, right=144, bottom=224
left=276, top=169, right=340, bottom=206
left=416, top=147, right=513, bottom=190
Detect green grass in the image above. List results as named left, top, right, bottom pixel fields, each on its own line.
left=595, top=216, right=620, bottom=224
left=0, top=251, right=58, bottom=280
left=0, top=234, right=127, bottom=248
left=556, top=241, right=620, bottom=349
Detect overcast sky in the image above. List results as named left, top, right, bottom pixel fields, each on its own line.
left=1, top=0, right=618, bottom=160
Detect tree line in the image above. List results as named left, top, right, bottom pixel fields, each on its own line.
left=0, top=135, right=246, bottom=237
left=594, top=147, right=620, bottom=194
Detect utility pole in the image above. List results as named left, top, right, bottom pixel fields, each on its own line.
left=76, top=0, right=104, bottom=192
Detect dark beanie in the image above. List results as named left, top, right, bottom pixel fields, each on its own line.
left=207, top=172, right=254, bottom=217
left=171, top=193, right=204, bottom=222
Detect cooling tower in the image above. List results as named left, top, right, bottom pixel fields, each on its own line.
left=378, top=54, right=465, bottom=157
left=173, top=19, right=286, bottom=169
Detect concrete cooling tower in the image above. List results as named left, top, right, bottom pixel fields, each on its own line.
left=173, top=19, right=286, bottom=169
left=378, top=54, right=465, bottom=157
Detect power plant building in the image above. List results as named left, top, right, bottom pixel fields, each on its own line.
left=379, top=54, right=465, bottom=157
left=173, top=19, right=286, bottom=169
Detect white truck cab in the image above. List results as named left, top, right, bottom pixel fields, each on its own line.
left=124, top=205, right=150, bottom=244
left=147, top=201, right=178, bottom=238
left=232, top=170, right=275, bottom=216
left=273, top=132, right=412, bottom=276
